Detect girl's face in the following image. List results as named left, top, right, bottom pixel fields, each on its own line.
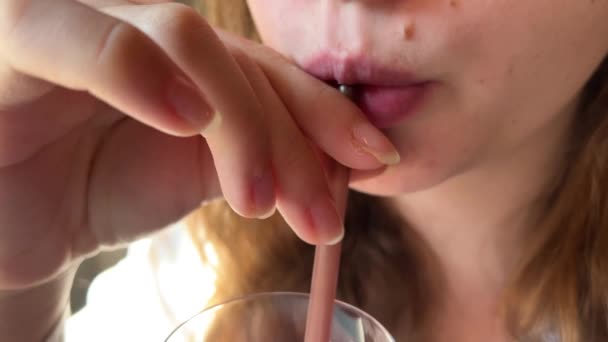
left=246, top=0, right=608, bottom=195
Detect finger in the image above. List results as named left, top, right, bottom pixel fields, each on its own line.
left=321, top=154, right=350, bottom=216
left=312, top=146, right=350, bottom=218
left=78, top=0, right=169, bottom=7
left=0, top=64, right=54, bottom=109
left=217, top=30, right=401, bottom=170
left=231, top=51, right=344, bottom=245
left=103, top=3, right=277, bottom=218
left=0, top=0, right=214, bottom=137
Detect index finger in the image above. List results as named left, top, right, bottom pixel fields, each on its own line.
left=0, top=0, right=213, bottom=136
left=217, top=30, right=401, bottom=170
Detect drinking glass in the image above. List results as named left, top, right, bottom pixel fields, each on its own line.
left=165, top=292, right=395, bottom=342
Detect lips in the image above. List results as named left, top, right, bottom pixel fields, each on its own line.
left=356, top=83, right=429, bottom=128
left=301, top=54, right=432, bottom=128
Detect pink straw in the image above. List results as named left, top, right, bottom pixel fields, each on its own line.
left=304, top=85, right=354, bottom=342
left=304, top=166, right=349, bottom=342
left=304, top=242, right=343, bottom=342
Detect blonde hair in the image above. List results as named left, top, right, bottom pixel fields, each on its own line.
left=188, top=1, right=608, bottom=340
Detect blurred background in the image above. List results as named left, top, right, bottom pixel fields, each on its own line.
left=70, top=249, right=127, bottom=313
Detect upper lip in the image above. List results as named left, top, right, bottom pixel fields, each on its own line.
left=299, top=52, right=424, bottom=87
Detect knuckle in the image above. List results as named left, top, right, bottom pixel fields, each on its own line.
left=0, top=0, right=31, bottom=35
left=141, top=3, right=215, bottom=55
left=0, top=0, right=32, bottom=53
left=160, top=3, right=212, bottom=41
left=94, top=20, right=142, bottom=66
left=163, top=3, right=200, bottom=23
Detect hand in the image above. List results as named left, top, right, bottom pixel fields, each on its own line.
left=0, top=0, right=398, bottom=290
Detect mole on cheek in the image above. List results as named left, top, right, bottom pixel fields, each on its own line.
left=507, top=63, right=515, bottom=76
left=404, top=22, right=416, bottom=41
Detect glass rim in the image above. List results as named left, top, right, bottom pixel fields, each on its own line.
left=165, top=291, right=393, bottom=341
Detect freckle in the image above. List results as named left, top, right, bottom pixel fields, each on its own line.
left=507, top=64, right=515, bottom=75
left=478, top=78, right=486, bottom=85
left=404, top=22, right=416, bottom=41
left=449, top=0, right=459, bottom=8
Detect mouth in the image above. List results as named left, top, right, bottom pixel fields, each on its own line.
left=301, top=53, right=433, bottom=128
left=325, top=81, right=431, bottom=128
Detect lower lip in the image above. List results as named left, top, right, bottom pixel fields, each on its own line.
left=355, top=82, right=431, bottom=128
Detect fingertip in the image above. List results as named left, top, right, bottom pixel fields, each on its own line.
left=309, top=197, right=344, bottom=245
left=324, top=226, right=345, bottom=246
left=258, top=206, right=277, bottom=220
left=251, top=169, right=277, bottom=218
left=166, top=75, right=216, bottom=133
left=200, top=111, right=223, bottom=137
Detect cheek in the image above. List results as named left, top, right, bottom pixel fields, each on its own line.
left=350, top=85, right=496, bottom=195
left=354, top=1, right=608, bottom=196
left=246, top=0, right=307, bottom=48
left=456, top=2, right=608, bottom=155
left=245, top=0, right=280, bottom=43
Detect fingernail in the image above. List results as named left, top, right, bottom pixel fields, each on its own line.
left=309, top=198, right=344, bottom=245
left=166, top=75, right=221, bottom=135
left=252, top=165, right=276, bottom=218
left=352, top=122, right=401, bottom=165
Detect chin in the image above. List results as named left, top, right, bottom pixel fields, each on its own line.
left=349, top=161, right=458, bottom=197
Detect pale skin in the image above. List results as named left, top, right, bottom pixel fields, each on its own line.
left=0, top=0, right=399, bottom=340
left=248, top=0, right=608, bottom=340
left=1, top=1, right=608, bottom=342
